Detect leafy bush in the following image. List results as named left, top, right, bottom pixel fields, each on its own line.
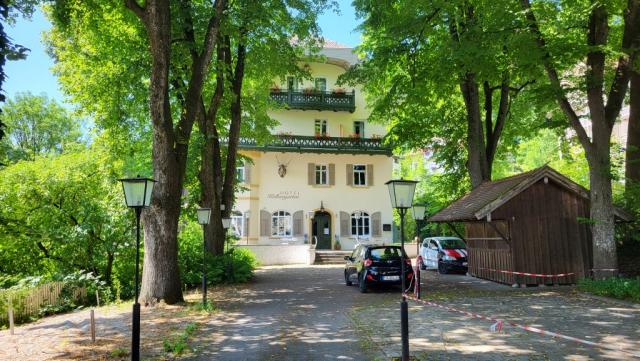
left=178, top=221, right=258, bottom=287
left=578, top=277, right=640, bottom=303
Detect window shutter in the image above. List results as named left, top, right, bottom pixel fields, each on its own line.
left=243, top=213, right=250, bottom=237
left=340, top=211, right=350, bottom=236
left=329, top=164, right=335, bottom=185
left=244, top=164, right=251, bottom=183
left=293, top=210, right=303, bottom=236
left=346, top=164, right=353, bottom=186
left=260, top=210, right=270, bottom=236
left=308, top=163, right=315, bottom=185
left=372, top=212, right=382, bottom=237
left=367, top=164, right=374, bottom=186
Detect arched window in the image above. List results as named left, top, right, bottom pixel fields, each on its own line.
left=351, top=212, right=370, bottom=237
left=231, top=211, right=244, bottom=237
left=271, top=211, right=292, bottom=237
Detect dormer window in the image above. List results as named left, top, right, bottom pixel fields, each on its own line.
left=315, top=78, right=326, bottom=92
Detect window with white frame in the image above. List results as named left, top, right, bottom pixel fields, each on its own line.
left=271, top=211, right=292, bottom=237
left=231, top=211, right=244, bottom=237
left=315, top=77, right=327, bottom=91
left=314, top=119, right=327, bottom=136
left=353, top=164, right=367, bottom=186
left=236, top=164, right=245, bottom=183
left=315, top=164, right=328, bottom=185
left=351, top=212, right=370, bottom=237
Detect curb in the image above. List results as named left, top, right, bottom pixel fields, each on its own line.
left=578, top=292, right=640, bottom=309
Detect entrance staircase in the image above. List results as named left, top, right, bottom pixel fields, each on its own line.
left=314, top=250, right=351, bottom=265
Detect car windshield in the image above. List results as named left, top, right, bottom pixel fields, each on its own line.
left=369, top=247, right=402, bottom=261
left=440, top=238, right=466, bottom=249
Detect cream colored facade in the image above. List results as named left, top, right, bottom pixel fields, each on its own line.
left=232, top=45, right=394, bottom=251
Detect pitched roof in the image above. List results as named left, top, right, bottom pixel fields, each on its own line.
left=321, top=38, right=350, bottom=49
left=428, top=165, right=633, bottom=222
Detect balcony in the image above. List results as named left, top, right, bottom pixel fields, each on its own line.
left=237, top=135, right=392, bottom=155
left=270, top=89, right=356, bottom=113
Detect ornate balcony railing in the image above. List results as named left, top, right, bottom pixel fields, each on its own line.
left=270, top=89, right=356, bottom=113
left=236, top=135, right=391, bottom=155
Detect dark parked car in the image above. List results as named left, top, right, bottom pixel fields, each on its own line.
left=344, top=244, right=414, bottom=293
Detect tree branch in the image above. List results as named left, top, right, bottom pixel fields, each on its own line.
left=124, top=0, right=146, bottom=20
left=519, top=0, right=592, bottom=152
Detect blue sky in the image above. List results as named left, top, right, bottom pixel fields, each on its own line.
left=3, top=0, right=361, bottom=105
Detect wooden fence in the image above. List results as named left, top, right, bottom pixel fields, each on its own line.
left=0, top=282, right=87, bottom=325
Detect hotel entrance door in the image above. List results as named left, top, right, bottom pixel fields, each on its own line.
left=312, top=211, right=331, bottom=249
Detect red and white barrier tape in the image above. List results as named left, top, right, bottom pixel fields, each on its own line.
left=403, top=294, right=640, bottom=358
left=478, top=267, right=575, bottom=278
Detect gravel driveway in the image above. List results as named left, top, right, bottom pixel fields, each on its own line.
left=1, top=265, right=638, bottom=360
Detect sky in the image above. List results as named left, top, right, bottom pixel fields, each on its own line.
left=3, top=0, right=362, bottom=105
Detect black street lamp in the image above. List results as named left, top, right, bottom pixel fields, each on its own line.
left=385, top=178, right=418, bottom=361
left=222, top=217, right=232, bottom=281
left=196, top=207, right=211, bottom=305
left=119, top=176, right=156, bottom=361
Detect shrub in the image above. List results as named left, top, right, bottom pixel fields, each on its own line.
left=578, top=277, right=640, bottom=303
left=178, top=221, right=258, bottom=287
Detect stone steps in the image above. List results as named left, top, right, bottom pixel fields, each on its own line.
left=314, top=251, right=351, bottom=265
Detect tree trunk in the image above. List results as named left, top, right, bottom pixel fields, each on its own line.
left=460, top=72, right=490, bottom=188
left=626, top=71, right=640, bottom=196
left=587, top=137, right=617, bottom=278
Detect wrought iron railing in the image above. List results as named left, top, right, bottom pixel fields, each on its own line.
left=270, top=89, right=356, bottom=113
left=236, top=135, right=391, bottom=155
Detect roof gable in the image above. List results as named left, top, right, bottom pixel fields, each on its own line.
left=428, top=165, right=632, bottom=222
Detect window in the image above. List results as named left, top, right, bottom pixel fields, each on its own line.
left=315, top=164, right=328, bottom=185
left=271, top=211, right=292, bottom=237
left=287, top=76, right=298, bottom=90
left=314, top=119, right=327, bottom=136
left=353, top=121, right=364, bottom=138
left=315, top=77, right=327, bottom=91
left=231, top=211, right=244, bottom=237
left=351, top=212, right=370, bottom=237
left=353, top=164, right=367, bottom=186
left=236, top=164, right=245, bottom=183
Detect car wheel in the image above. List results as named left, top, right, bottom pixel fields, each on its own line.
left=438, top=261, right=448, bottom=275
left=345, top=270, right=352, bottom=286
left=358, top=272, right=368, bottom=293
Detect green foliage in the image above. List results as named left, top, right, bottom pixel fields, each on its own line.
left=109, top=347, right=128, bottom=358
left=0, top=271, right=111, bottom=325
left=578, top=277, right=640, bottom=303
left=163, top=322, right=199, bottom=356
left=178, top=221, right=258, bottom=287
left=0, top=92, right=83, bottom=162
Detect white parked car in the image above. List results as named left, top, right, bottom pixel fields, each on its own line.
left=419, top=237, right=468, bottom=274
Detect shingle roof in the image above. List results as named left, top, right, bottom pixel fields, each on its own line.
left=428, top=165, right=632, bottom=222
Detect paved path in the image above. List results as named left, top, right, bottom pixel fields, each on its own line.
left=1, top=265, right=638, bottom=360
left=188, top=265, right=398, bottom=360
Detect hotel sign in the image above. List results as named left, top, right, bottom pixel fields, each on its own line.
left=267, top=191, right=300, bottom=200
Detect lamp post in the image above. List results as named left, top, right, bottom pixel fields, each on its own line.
left=119, top=176, right=156, bottom=361
left=196, top=207, right=211, bottom=305
left=222, top=217, right=232, bottom=281
left=385, top=178, right=418, bottom=361
left=244, top=211, right=250, bottom=245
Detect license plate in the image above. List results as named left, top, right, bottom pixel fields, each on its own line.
left=383, top=275, right=400, bottom=281
left=462, top=262, right=468, bottom=266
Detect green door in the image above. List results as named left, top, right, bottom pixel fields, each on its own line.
left=313, top=212, right=332, bottom=249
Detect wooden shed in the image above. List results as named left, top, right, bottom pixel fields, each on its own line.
left=428, top=166, right=632, bottom=286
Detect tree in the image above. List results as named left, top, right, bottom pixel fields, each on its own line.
left=626, top=69, right=639, bottom=199
left=48, top=0, right=227, bottom=304
left=0, top=0, right=37, bottom=142
left=519, top=0, right=640, bottom=277
left=344, top=0, right=545, bottom=189
left=197, top=0, right=328, bottom=255
left=0, top=92, right=81, bottom=161
left=0, top=144, right=130, bottom=286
